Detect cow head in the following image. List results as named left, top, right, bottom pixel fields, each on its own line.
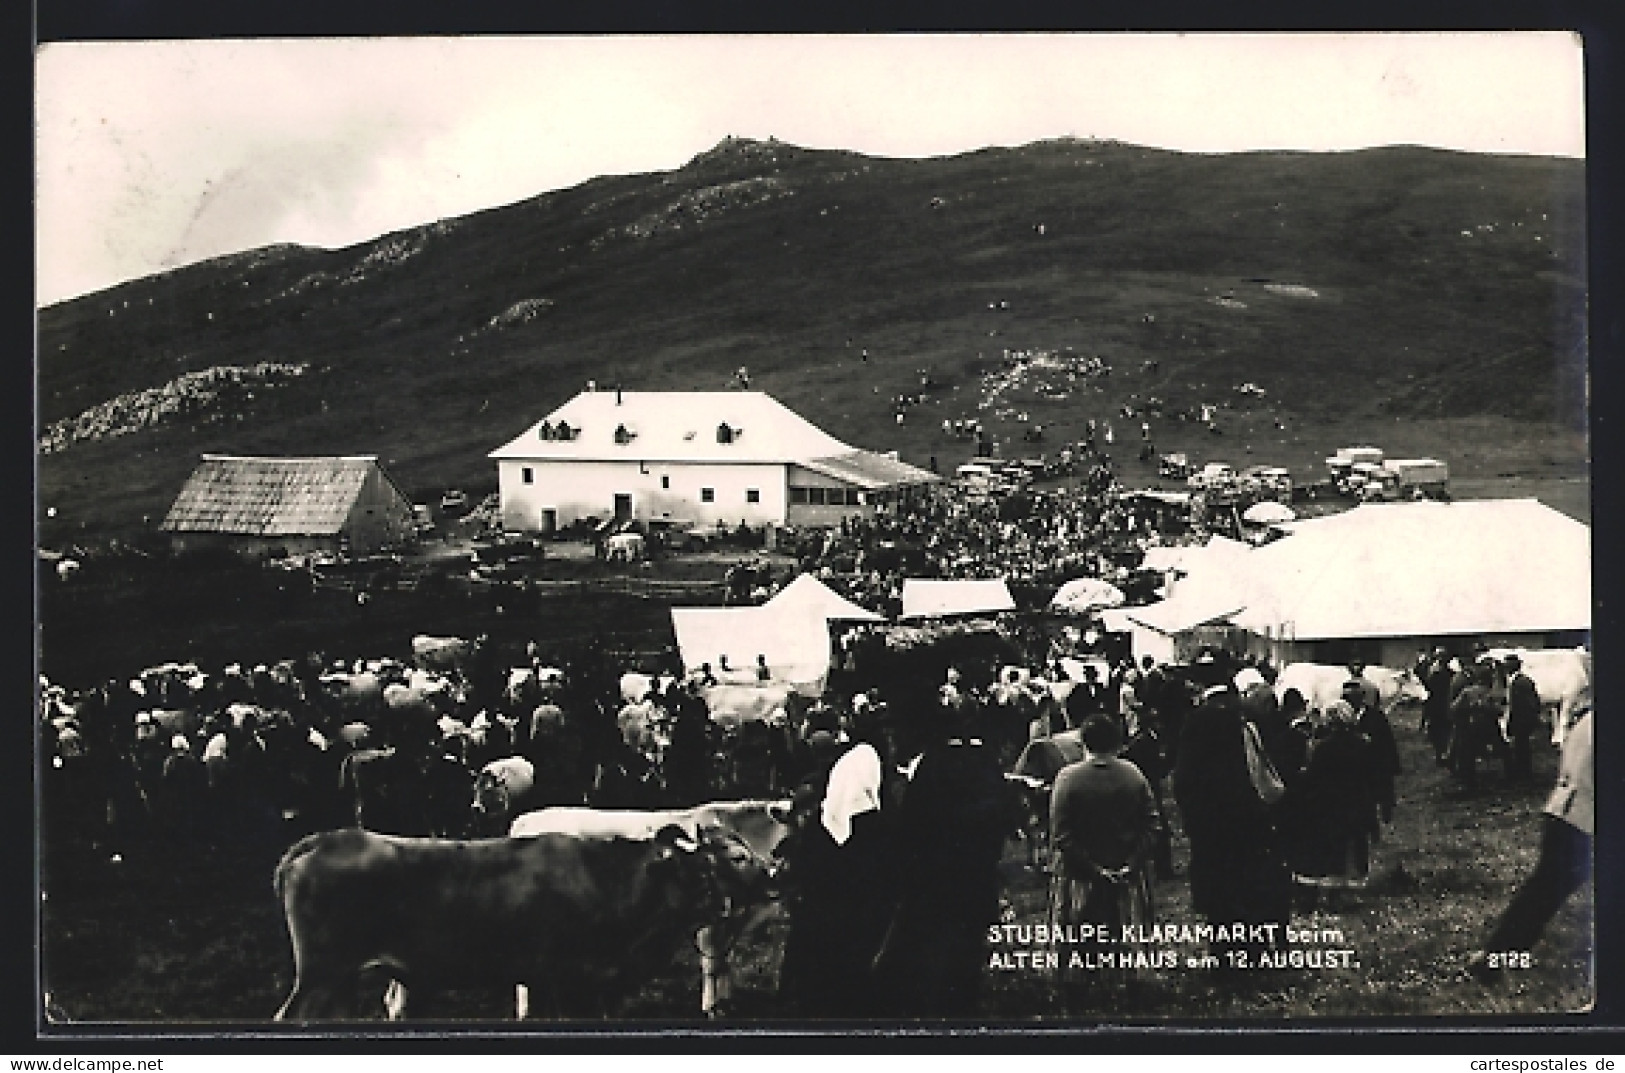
left=1393, top=669, right=1430, bottom=705
left=470, top=768, right=522, bottom=833
left=683, top=822, right=787, bottom=967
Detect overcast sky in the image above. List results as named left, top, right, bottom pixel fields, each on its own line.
left=35, top=32, right=1586, bottom=306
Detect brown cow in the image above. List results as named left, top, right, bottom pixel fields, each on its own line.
left=273, top=823, right=769, bottom=1020
left=508, top=800, right=791, bottom=1016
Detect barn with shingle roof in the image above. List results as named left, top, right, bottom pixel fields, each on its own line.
left=161, top=455, right=415, bottom=560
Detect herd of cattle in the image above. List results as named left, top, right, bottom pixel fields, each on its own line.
left=273, top=650, right=1589, bottom=1022
left=39, top=620, right=1591, bottom=1022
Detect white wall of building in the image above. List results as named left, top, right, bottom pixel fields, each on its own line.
left=498, top=459, right=789, bottom=531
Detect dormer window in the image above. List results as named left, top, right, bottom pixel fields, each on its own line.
left=614, top=423, right=635, bottom=445
left=555, top=422, right=574, bottom=441
left=717, top=423, right=735, bottom=444
left=538, top=421, right=555, bottom=441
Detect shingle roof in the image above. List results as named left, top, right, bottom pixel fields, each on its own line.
left=161, top=455, right=384, bottom=536
left=488, top=391, right=855, bottom=464
left=799, top=450, right=941, bottom=489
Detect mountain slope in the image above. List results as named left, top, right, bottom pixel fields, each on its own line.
left=38, top=137, right=1587, bottom=543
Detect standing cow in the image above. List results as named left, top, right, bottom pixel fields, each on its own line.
left=1273, top=663, right=1427, bottom=715
left=510, top=800, right=791, bottom=1017
left=273, top=823, right=771, bottom=1020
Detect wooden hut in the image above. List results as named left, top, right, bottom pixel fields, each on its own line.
left=161, top=455, right=415, bottom=560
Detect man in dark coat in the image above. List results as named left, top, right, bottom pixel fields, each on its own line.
left=1345, top=680, right=1401, bottom=826
left=1064, top=664, right=1107, bottom=729
left=1502, top=654, right=1542, bottom=784
left=873, top=697, right=1020, bottom=1017
left=661, top=682, right=714, bottom=807
left=1447, top=662, right=1500, bottom=792
left=1419, top=647, right=1456, bottom=766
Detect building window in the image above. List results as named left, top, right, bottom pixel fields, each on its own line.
left=522, top=467, right=534, bottom=485
left=701, top=487, right=716, bottom=503
left=746, top=488, right=760, bottom=504
left=789, top=487, right=809, bottom=504
left=807, top=487, right=828, bottom=506
left=661, top=475, right=670, bottom=489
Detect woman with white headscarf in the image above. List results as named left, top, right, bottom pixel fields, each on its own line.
left=777, top=736, right=898, bottom=1017
left=1288, top=699, right=1379, bottom=901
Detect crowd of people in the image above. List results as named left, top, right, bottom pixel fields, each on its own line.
left=38, top=434, right=1590, bottom=1015
left=778, top=458, right=1177, bottom=618
left=38, top=601, right=1590, bottom=1015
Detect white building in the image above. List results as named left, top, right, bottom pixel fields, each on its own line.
left=488, top=389, right=939, bottom=533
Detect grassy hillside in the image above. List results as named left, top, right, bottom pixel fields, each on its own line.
left=37, top=138, right=1588, bottom=544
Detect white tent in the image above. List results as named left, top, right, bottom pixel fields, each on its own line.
left=763, top=573, right=883, bottom=622
left=670, top=574, right=882, bottom=695
left=1232, top=499, right=1590, bottom=640
left=670, top=606, right=830, bottom=693
left=1124, top=595, right=1247, bottom=636
left=900, top=578, right=1016, bottom=619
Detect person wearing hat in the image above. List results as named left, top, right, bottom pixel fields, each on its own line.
left=661, top=677, right=713, bottom=808
left=1419, top=646, right=1458, bottom=766
left=1446, top=660, right=1500, bottom=792
left=1502, top=654, right=1542, bottom=784
left=1343, top=678, right=1401, bottom=826
left=1344, top=661, right=1381, bottom=715
left=871, top=687, right=1019, bottom=1017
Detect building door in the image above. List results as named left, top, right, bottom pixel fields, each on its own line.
left=613, top=494, right=633, bottom=522
left=538, top=508, right=557, bottom=536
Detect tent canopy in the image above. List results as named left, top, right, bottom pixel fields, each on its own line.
left=763, top=573, right=883, bottom=622
left=900, top=578, right=1016, bottom=620
left=1232, top=499, right=1590, bottom=639
left=670, top=573, right=882, bottom=695
left=1124, top=594, right=1246, bottom=636
left=670, top=606, right=830, bottom=693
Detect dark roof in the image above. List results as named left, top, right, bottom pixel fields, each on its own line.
left=798, top=450, right=941, bottom=490
left=161, top=455, right=390, bottom=537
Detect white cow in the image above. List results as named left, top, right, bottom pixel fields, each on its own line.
left=1485, top=647, right=1592, bottom=744
left=605, top=532, right=646, bottom=562
left=1274, top=662, right=1428, bottom=715
left=702, top=683, right=796, bottom=727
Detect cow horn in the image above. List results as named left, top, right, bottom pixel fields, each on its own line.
left=654, top=824, right=699, bottom=853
